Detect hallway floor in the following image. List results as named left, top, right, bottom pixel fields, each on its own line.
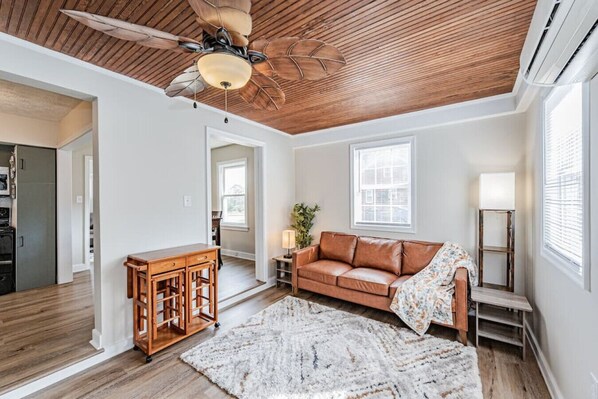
left=0, top=271, right=97, bottom=394
left=218, top=255, right=263, bottom=301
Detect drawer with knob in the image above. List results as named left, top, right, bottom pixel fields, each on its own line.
left=186, top=251, right=216, bottom=266
left=150, top=257, right=185, bottom=275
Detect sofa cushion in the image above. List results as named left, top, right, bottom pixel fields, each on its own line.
left=353, top=236, right=402, bottom=275
left=319, top=231, right=358, bottom=265
left=402, top=241, right=443, bottom=275
left=298, top=260, right=353, bottom=286
left=337, top=268, right=397, bottom=296
left=388, top=275, right=412, bottom=297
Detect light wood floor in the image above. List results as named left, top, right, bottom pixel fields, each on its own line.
left=218, top=255, right=263, bottom=301
left=0, top=271, right=97, bottom=394
left=30, top=286, right=550, bottom=399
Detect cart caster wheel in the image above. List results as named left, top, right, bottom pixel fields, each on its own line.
left=145, top=355, right=152, bottom=363
left=133, top=345, right=139, bottom=351
left=215, top=322, right=221, bottom=328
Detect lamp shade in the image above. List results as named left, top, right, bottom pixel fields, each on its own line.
left=479, top=172, right=515, bottom=210
left=196, top=52, right=252, bottom=90
left=282, top=230, right=296, bottom=249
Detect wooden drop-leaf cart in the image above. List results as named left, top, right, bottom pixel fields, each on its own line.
left=124, top=243, right=220, bottom=363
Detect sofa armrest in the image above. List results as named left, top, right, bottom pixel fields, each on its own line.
left=454, top=267, right=469, bottom=333
left=292, top=245, right=319, bottom=294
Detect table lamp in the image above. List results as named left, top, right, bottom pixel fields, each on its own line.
left=282, top=230, right=296, bottom=258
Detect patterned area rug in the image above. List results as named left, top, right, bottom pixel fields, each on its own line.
left=181, top=297, right=482, bottom=399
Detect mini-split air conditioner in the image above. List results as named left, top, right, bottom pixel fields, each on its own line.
left=520, top=0, right=598, bottom=85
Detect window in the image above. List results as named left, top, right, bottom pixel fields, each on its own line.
left=542, top=82, right=589, bottom=287
left=218, top=158, right=247, bottom=228
left=350, top=136, right=415, bottom=232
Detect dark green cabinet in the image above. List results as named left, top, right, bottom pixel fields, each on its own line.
left=15, top=145, right=56, bottom=291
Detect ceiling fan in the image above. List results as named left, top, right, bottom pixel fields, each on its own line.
left=61, top=1, right=347, bottom=122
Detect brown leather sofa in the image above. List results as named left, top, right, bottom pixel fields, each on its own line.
left=292, top=231, right=469, bottom=344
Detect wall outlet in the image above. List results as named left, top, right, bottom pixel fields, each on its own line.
left=76, top=195, right=83, bottom=204
left=183, top=195, right=192, bottom=207
left=591, top=373, right=598, bottom=399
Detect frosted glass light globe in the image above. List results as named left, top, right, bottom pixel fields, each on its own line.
left=197, top=53, right=252, bottom=90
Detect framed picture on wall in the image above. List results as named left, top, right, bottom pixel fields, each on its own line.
left=0, top=167, right=10, bottom=196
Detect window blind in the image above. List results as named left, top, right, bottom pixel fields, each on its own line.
left=543, top=83, right=584, bottom=274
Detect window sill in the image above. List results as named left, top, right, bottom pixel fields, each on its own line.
left=221, top=224, right=249, bottom=232
left=350, top=222, right=415, bottom=234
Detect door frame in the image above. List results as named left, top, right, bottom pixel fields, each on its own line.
left=83, top=155, right=93, bottom=269
left=204, top=126, right=267, bottom=283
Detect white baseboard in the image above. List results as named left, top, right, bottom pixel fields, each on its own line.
left=220, top=249, right=255, bottom=261
left=90, top=328, right=102, bottom=350
left=73, top=263, right=89, bottom=273
left=0, top=337, right=133, bottom=399
left=525, top=321, right=564, bottom=399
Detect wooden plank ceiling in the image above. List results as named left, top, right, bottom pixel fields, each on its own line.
left=0, top=0, right=536, bottom=134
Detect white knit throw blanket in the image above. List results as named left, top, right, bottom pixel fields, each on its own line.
left=390, top=242, right=478, bottom=335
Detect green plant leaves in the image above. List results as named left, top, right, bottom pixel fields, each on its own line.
left=290, top=202, right=320, bottom=249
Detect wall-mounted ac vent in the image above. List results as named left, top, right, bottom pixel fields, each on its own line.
left=555, top=19, right=598, bottom=83
left=524, top=1, right=561, bottom=78
left=520, top=0, right=598, bottom=85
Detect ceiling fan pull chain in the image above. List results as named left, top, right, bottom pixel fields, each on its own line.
left=193, top=85, right=198, bottom=109
left=224, top=87, right=229, bottom=124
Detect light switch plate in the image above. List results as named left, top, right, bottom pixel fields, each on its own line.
left=591, top=373, right=598, bottom=399
left=183, top=195, right=192, bottom=207
left=76, top=195, right=83, bottom=204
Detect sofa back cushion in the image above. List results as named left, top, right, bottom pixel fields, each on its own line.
left=353, top=236, right=402, bottom=275
left=319, top=231, right=358, bottom=265
left=402, top=241, right=443, bottom=274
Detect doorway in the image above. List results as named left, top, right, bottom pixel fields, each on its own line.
left=0, top=78, right=98, bottom=394
left=205, top=127, right=268, bottom=304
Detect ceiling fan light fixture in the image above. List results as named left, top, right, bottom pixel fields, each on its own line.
left=196, top=52, right=252, bottom=90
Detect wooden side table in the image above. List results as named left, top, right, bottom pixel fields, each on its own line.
left=472, top=286, right=532, bottom=360
left=273, top=256, right=292, bottom=287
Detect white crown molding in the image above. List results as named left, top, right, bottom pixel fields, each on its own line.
left=292, top=92, right=519, bottom=149
left=0, top=33, right=290, bottom=139
left=0, top=32, right=541, bottom=144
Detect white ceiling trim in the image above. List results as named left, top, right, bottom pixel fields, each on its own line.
left=292, top=91, right=518, bottom=149
left=291, top=70, right=538, bottom=149
left=0, top=33, right=539, bottom=145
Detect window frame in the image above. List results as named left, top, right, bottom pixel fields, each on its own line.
left=217, top=158, right=248, bottom=230
left=350, top=136, right=416, bottom=233
left=541, top=82, right=591, bottom=291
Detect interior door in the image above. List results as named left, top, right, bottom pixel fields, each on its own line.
left=15, top=145, right=56, bottom=291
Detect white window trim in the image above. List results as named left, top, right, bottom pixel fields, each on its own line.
left=540, top=82, right=591, bottom=291
left=217, top=157, right=249, bottom=230
left=349, top=136, right=416, bottom=233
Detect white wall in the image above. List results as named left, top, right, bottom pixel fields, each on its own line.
left=0, top=33, right=294, bottom=350
left=524, top=76, right=598, bottom=399
left=295, top=113, right=528, bottom=291
left=211, top=144, right=256, bottom=255
left=71, top=143, right=93, bottom=266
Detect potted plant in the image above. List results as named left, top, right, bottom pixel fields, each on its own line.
left=290, top=203, right=321, bottom=249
